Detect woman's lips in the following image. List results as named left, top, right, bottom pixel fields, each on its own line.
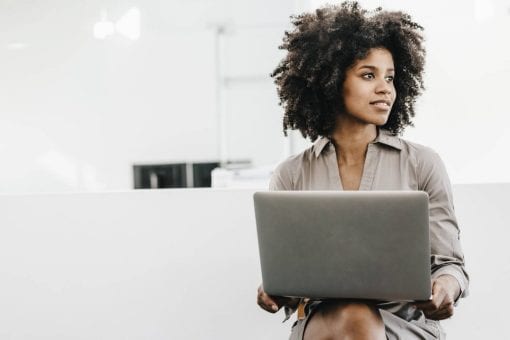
left=371, top=102, right=391, bottom=110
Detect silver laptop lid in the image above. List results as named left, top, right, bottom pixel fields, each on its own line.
left=254, top=191, right=431, bottom=301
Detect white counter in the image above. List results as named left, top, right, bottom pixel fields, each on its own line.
left=0, top=185, right=507, bottom=339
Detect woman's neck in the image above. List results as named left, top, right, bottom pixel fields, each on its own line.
left=331, top=118, right=378, bottom=166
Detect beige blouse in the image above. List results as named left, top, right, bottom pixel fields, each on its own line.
left=269, top=128, right=469, bottom=321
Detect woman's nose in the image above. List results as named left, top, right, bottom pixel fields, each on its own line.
left=376, top=80, right=392, bottom=95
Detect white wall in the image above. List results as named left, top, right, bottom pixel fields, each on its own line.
left=1, top=0, right=509, bottom=193
left=441, top=183, right=509, bottom=339
left=0, top=0, right=298, bottom=193
left=0, top=184, right=506, bottom=339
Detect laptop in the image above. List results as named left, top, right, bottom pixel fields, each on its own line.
left=253, top=191, right=431, bottom=301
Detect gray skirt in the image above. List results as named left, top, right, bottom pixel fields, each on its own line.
left=288, top=301, right=445, bottom=340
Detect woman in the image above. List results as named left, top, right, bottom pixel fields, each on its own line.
left=256, top=2, right=469, bottom=340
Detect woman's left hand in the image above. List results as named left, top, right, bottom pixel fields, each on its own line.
left=413, top=275, right=460, bottom=320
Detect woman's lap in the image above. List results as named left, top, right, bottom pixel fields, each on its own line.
left=288, top=303, right=444, bottom=340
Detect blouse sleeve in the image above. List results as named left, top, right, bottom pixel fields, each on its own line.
left=269, top=162, right=294, bottom=191
left=268, top=162, right=301, bottom=321
left=418, top=148, right=469, bottom=303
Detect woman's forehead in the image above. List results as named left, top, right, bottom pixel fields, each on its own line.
left=352, top=48, right=395, bottom=70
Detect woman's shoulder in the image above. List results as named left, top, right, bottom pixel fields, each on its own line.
left=273, top=145, right=315, bottom=173
left=377, top=129, right=442, bottom=168
left=396, top=136, right=442, bottom=166
left=397, top=136, right=449, bottom=187
left=270, top=144, right=316, bottom=190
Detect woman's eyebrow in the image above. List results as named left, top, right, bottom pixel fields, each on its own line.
left=357, top=65, right=395, bottom=72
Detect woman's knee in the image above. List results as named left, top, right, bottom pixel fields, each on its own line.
left=305, top=301, right=385, bottom=339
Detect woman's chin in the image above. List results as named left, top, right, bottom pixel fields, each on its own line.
left=367, top=116, right=389, bottom=126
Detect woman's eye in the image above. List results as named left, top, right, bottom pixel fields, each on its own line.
left=362, top=73, right=375, bottom=79
left=386, top=75, right=395, bottom=82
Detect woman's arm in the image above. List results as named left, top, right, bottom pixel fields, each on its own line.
left=415, top=148, right=469, bottom=318
left=256, top=161, right=300, bottom=320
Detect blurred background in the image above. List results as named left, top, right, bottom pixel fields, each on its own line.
left=1, top=0, right=509, bottom=193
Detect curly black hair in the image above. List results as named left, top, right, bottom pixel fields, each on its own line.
left=271, top=1, right=426, bottom=141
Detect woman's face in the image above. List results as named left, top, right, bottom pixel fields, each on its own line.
left=341, top=48, right=396, bottom=126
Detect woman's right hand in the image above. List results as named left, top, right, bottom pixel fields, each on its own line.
left=257, top=284, right=296, bottom=313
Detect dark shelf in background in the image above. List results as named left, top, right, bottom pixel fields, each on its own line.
left=133, top=162, right=220, bottom=189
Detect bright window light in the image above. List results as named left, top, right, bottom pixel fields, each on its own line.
left=94, top=9, right=115, bottom=39
left=94, top=20, right=115, bottom=39
left=115, top=7, right=140, bottom=40
left=93, top=8, right=141, bottom=41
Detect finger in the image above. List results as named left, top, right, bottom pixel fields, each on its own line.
left=431, top=279, right=440, bottom=295
left=415, top=293, right=444, bottom=314
left=414, top=280, right=438, bottom=309
left=435, top=301, right=454, bottom=315
left=414, top=301, right=436, bottom=314
left=413, top=298, right=432, bottom=308
left=428, top=305, right=454, bottom=320
left=432, top=309, right=453, bottom=320
left=257, top=294, right=276, bottom=313
left=416, top=295, right=453, bottom=319
left=438, top=305, right=455, bottom=319
left=413, top=302, right=432, bottom=310
left=259, top=302, right=278, bottom=313
left=427, top=282, right=447, bottom=312
left=257, top=288, right=279, bottom=312
left=414, top=291, right=440, bottom=311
